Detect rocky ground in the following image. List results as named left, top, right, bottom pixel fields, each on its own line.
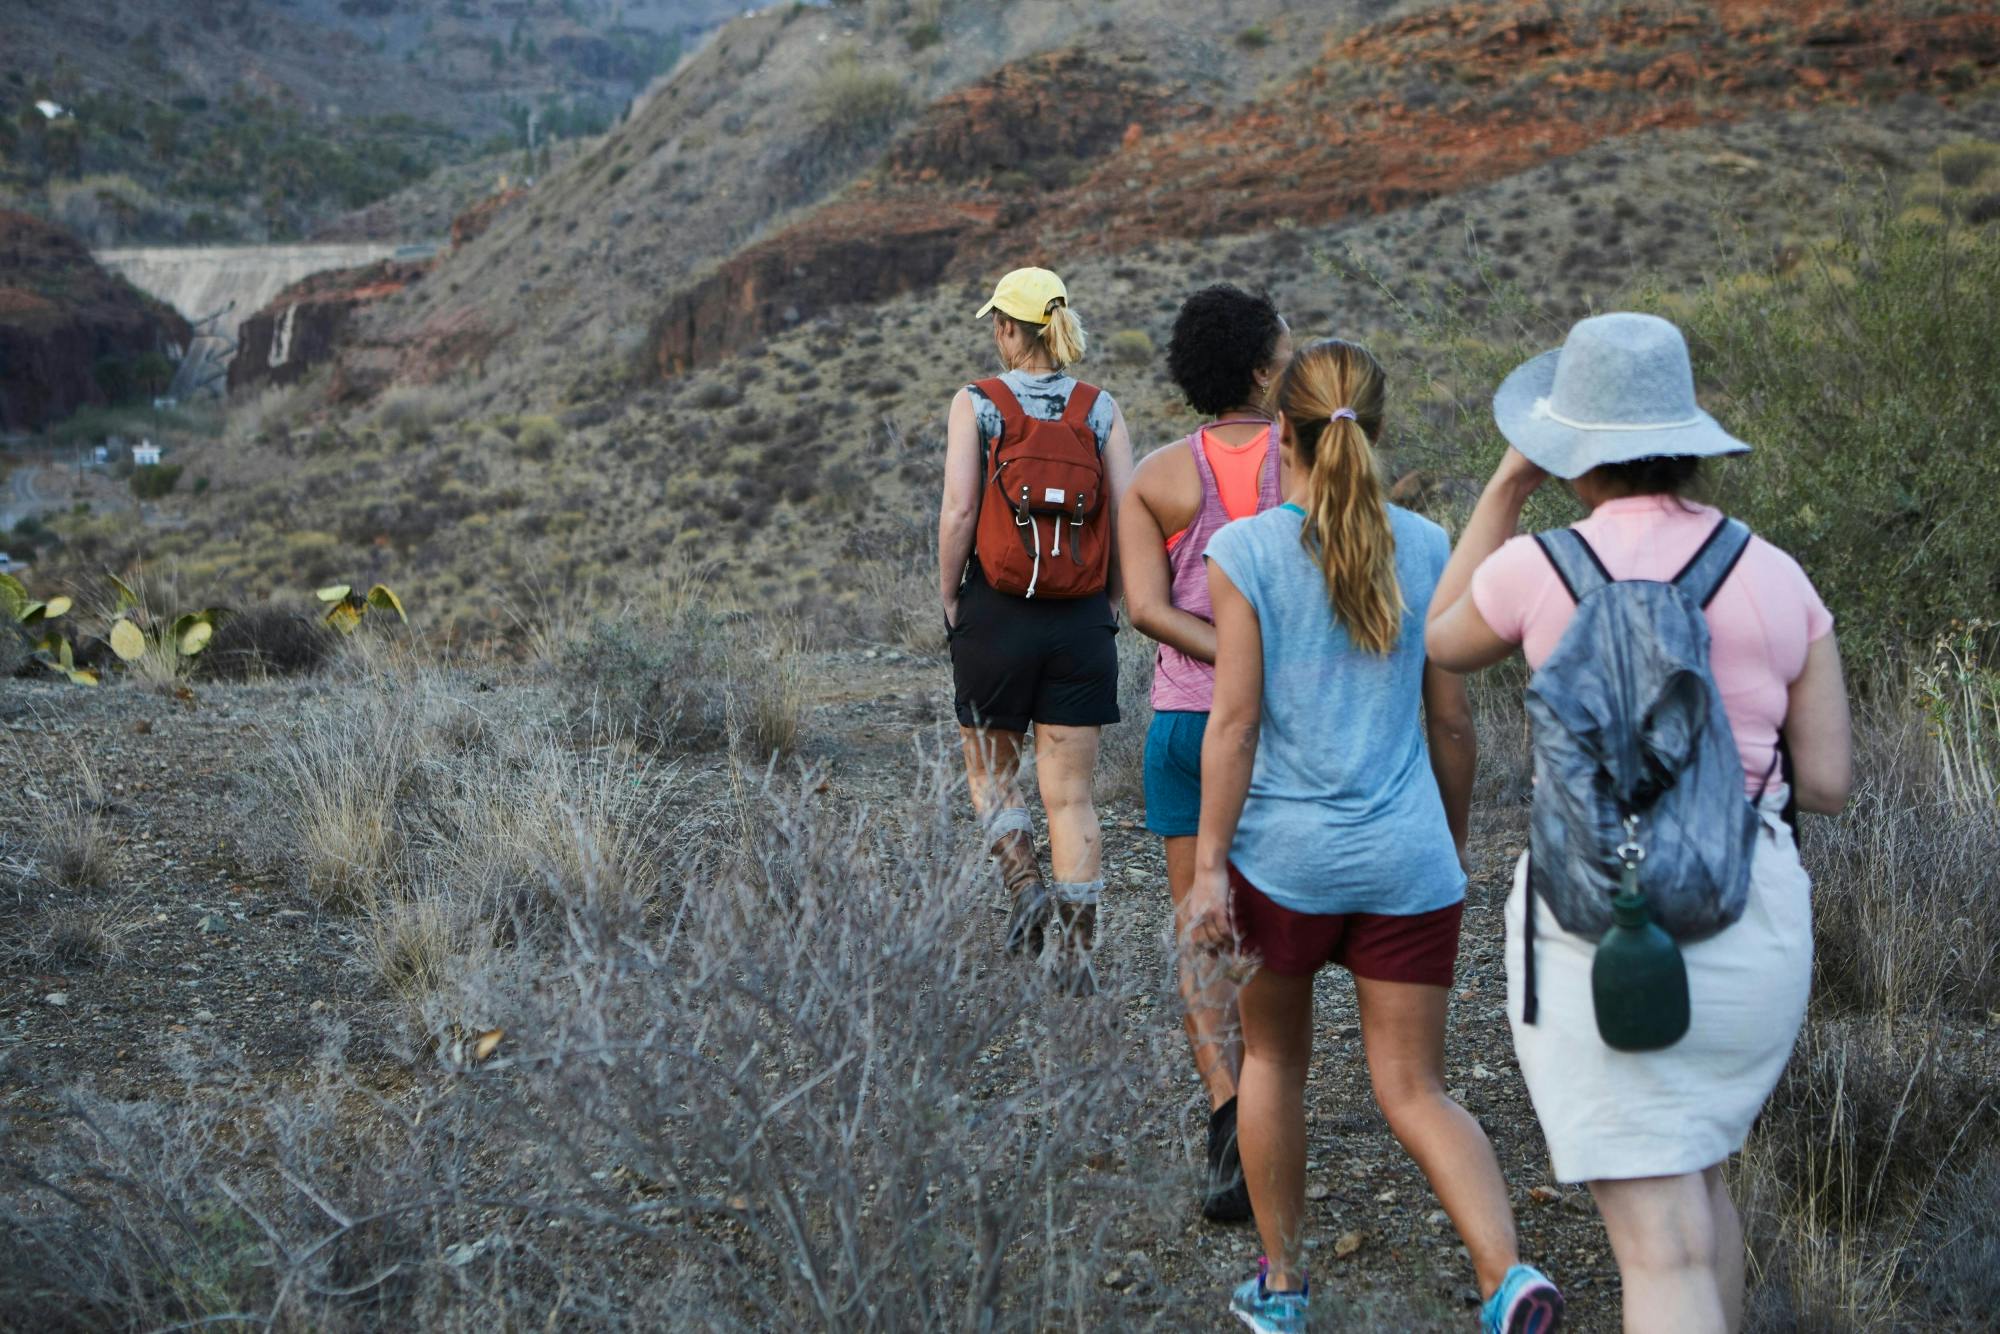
left=0, top=643, right=1636, bottom=1330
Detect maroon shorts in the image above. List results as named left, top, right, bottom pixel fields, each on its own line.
left=1227, top=863, right=1463, bottom=986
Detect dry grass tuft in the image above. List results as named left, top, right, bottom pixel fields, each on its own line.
left=1, top=727, right=1181, bottom=1329
left=41, top=804, right=116, bottom=893
left=1806, top=704, right=2000, bottom=1022
left=1096, top=623, right=1154, bottom=806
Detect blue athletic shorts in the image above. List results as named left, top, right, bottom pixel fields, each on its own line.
left=1143, top=710, right=1208, bottom=838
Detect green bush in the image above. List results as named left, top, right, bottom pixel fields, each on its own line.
left=514, top=415, right=562, bottom=459
left=1236, top=24, right=1272, bottom=50
left=1675, top=206, right=2000, bottom=664
left=1105, top=329, right=1154, bottom=367
left=1368, top=197, right=2000, bottom=668
left=129, top=464, right=182, bottom=499
left=905, top=21, right=943, bottom=51
left=810, top=56, right=908, bottom=145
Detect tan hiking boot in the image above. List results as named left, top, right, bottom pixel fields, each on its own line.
left=1046, top=899, right=1097, bottom=998
left=992, top=828, right=1052, bottom=957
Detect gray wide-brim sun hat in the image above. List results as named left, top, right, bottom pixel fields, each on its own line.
left=1492, top=311, right=1750, bottom=480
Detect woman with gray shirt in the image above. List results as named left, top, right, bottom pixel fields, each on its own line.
left=938, top=267, right=1135, bottom=995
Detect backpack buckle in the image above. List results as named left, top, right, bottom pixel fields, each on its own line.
left=1615, top=813, right=1646, bottom=869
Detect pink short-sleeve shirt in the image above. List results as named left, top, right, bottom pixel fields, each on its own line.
left=1471, top=495, right=1834, bottom=794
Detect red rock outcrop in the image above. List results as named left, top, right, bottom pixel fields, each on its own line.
left=651, top=200, right=1000, bottom=376
left=451, top=187, right=528, bottom=250
left=885, top=49, right=1187, bottom=185
left=0, top=211, right=190, bottom=431
left=230, top=257, right=431, bottom=394
left=649, top=0, right=2000, bottom=378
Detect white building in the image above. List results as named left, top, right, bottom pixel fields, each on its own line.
left=133, top=440, right=162, bottom=466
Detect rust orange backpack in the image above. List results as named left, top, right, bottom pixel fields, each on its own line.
left=972, top=376, right=1109, bottom=599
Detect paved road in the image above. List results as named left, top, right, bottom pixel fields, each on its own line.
left=2, top=457, right=58, bottom=536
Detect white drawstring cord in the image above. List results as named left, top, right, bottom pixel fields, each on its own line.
left=1024, top=515, right=1041, bottom=599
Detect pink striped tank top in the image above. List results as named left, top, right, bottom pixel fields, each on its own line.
left=1151, top=421, right=1282, bottom=712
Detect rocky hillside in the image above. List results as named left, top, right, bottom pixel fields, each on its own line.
left=0, top=0, right=706, bottom=245
left=24, top=0, right=2000, bottom=634
left=0, top=211, right=190, bottom=431
left=330, top=0, right=1322, bottom=395
left=299, top=0, right=2000, bottom=407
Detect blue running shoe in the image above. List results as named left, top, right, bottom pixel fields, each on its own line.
left=1480, top=1264, right=1564, bottom=1334
left=1229, top=1258, right=1308, bottom=1333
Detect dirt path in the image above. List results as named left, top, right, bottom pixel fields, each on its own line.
left=0, top=650, right=1624, bottom=1328
left=808, top=646, right=1623, bottom=1328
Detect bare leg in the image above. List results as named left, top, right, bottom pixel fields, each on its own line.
left=1705, top=1165, right=1745, bottom=1333
left=1034, top=723, right=1102, bottom=993
left=1167, top=835, right=1239, bottom=1109
left=1033, top=723, right=1102, bottom=882
left=958, top=725, right=1027, bottom=822
left=1236, top=966, right=1315, bottom=1291
left=1590, top=1172, right=1728, bottom=1333
left=960, top=725, right=1049, bottom=952
left=1354, top=976, right=1520, bottom=1299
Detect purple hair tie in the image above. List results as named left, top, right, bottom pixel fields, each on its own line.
left=1331, top=407, right=1357, bottom=423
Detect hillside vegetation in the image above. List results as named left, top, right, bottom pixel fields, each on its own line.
left=0, top=0, right=699, bottom=244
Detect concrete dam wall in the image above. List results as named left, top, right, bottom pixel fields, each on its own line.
left=96, top=243, right=431, bottom=394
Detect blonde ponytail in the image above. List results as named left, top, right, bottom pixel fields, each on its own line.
left=1279, top=340, right=1403, bottom=654
left=1040, top=300, right=1088, bottom=367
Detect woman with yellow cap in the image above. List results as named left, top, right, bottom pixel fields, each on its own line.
left=939, top=266, right=1135, bottom=995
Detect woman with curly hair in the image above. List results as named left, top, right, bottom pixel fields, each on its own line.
left=1118, top=283, right=1290, bottom=1222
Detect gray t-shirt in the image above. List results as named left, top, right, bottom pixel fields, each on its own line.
left=1204, top=503, right=1465, bottom=916
left=968, top=369, right=1117, bottom=453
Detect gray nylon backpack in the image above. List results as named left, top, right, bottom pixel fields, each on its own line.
left=1523, top=516, right=1766, bottom=957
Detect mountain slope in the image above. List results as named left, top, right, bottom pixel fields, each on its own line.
left=0, top=0, right=702, bottom=244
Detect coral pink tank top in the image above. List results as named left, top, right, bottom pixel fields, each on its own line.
left=1152, top=422, right=1282, bottom=712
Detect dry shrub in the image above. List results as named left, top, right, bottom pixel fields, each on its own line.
left=1470, top=669, right=1534, bottom=811
left=860, top=560, right=947, bottom=656
left=1740, top=688, right=1999, bottom=1329
left=373, top=385, right=444, bottom=444
left=1916, top=1146, right=2000, bottom=1324
left=1804, top=703, right=2000, bottom=1022
left=1095, top=624, right=1153, bottom=805
left=566, top=571, right=808, bottom=760
left=269, top=681, right=443, bottom=911
left=1739, top=1019, right=1994, bottom=1331
left=14, top=905, right=135, bottom=971
left=198, top=606, right=335, bottom=680
left=367, top=887, right=483, bottom=1022
left=732, top=620, right=810, bottom=762
left=41, top=802, right=116, bottom=894
left=1, top=743, right=1182, bottom=1330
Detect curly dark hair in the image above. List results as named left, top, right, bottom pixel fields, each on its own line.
left=1165, top=284, right=1286, bottom=416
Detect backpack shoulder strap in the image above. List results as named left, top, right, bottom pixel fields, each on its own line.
left=974, top=376, right=1025, bottom=433
left=1534, top=527, right=1614, bottom=604
left=1672, top=517, right=1753, bottom=609
left=1062, top=381, right=1102, bottom=431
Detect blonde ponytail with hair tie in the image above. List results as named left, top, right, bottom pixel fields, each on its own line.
left=1279, top=340, right=1403, bottom=655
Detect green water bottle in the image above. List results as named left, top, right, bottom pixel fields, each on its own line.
left=1591, top=827, right=1690, bottom=1053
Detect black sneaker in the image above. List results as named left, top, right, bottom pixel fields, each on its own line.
left=1203, top=1096, right=1253, bottom=1222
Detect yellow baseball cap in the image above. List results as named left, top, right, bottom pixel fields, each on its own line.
left=975, top=267, right=1068, bottom=323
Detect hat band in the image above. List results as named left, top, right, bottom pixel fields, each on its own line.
left=1530, top=396, right=1705, bottom=433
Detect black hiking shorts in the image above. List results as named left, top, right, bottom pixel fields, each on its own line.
left=948, top=570, right=1120, bottom=735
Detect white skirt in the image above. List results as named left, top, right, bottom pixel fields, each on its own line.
left=1505, top=797, right=1812, bottom=1184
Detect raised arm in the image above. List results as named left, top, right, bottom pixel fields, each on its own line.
left=1422, top=663, right=1476, bottom=868
left=1185, top=559, right=1262, bottom=952
left=938, top=388, right=982, bottom=628
left=1426, top=447, right=1546, bottom=673
left=1119, top=449, right=1219, bottom=664
left=1783, top=632, right=1852, bottom=815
